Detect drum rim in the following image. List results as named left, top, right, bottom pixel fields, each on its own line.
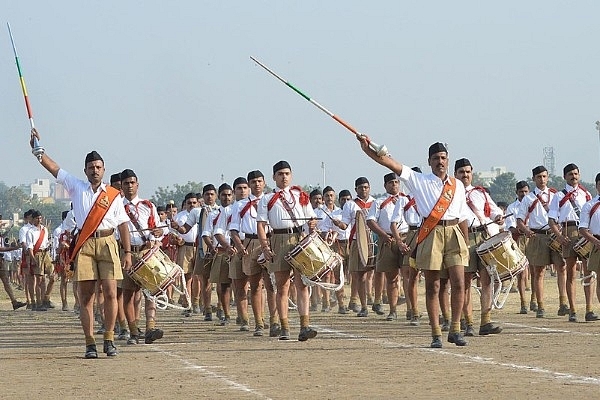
left=355, top=210, right=370, bottom=266
left=476, top=231, right=510, bottom=254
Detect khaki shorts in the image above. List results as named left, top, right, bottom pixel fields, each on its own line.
left=348, top=240, right=374, bottom=273
left=375, top=238, right=401, bottom=273
left=193, top=254, right=212, bottom=278
left=400, top=230, right=418, bottom=267
left=32, top=252, right=54, bottom=275
left=210, top=253, right=231, bottom=284
left=267, top=232, right=301, bottom=274
left=0, top=259, right=9, bottom=272
left=229, top=253, right=245, bottom=280
left=177, top=244, right=196, bottom=275
left=588, top=246, right=600, bottom=273
left=122, top=251, right=144, bottom=291
left=465, top=231, right=487, bottom=273
left=561, top=225, right=581, bottom=260
left=525, top=232, right=565, bottom=267
left=415, top=225, right=469, bottom=271
left=242, top=238, right=264, bottom=277
left=74, top=236, right=123, bottom=281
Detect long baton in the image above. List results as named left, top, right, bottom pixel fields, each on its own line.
left=250, top=56, right=388, bottom=157
left=7, top=22, right=45, bottom=162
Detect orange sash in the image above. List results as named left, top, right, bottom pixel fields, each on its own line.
left=69, top=186, right=120, bottom=263
left=415, top=177, right=456, bottom=245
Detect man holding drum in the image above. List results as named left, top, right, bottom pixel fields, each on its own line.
left=578, top=173, right=600, bottom=312
left=548, top=163, right=597, bottom=322
left=29, top=128, right=132, bottom=359
left=454, top=158, right=504, bottom=336
left=119, top=169, right=165, bottom=345
left=516, top=166, right=563, bottom=319
left=257, top=161, right=318, bottom=341
left=358, top=139, right=469, bottom=348
left=506, top=181, right=535, bottom=314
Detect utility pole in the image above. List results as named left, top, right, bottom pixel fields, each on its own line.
left=321, top=161, right=325, bottom=188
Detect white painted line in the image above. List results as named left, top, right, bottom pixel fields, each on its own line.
left=151, top=348, right=273, bottom=400
left=503, top=322, right=600, bottom=336
left=315, top=326, right=600, bottom=386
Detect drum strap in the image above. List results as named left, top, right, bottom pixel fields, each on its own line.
left=69, top=186, right=120, bottom=264
left=125, top=200, right=157, bottom=243
left=32, top=226, right=46, bottom=254
left=380, top=194, right=398, bottom=210
left=403, top=196, right=417, bottom=213
left=559, top=186, right=591, bottom=218
left=466, top=186, right=491, bottom=219
left=416, top=177, right=455, bottom=245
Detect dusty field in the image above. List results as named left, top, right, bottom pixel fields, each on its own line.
left=1, top=273, right=599, bottom=400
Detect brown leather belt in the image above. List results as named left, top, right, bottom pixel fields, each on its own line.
left=244, top=233, right=271, bottom=239
left=408, top=226, right=419, bottom=231
left=336, top=239, right=348, bottom=243
left=469, top=225, right=486, bottom=233
left=531, top=228, right=550, bottom=234
left=92, top=228, right=115, bottom=238
left=183, top=242, right=196, bottom=247
left=273, top=226, right=301, bottom=234
left=564, top=221, right=578, bottom=227
left=436, top=219, right=458, bottom=226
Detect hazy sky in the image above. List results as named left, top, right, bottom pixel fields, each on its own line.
left=3, top=1, right=600, bottom=199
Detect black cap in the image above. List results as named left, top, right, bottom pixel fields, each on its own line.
left=563, top=163, right=578, bottom=176
left=247, top=170, right=264, bottom=181
left=84, top=151, right=103, bottom=165
left=339, top=189, right=351, bottom=198
left=165, top=202, right=176, bottom=210
left=61, top=210, right=69, bottom=220
left=384, top=173, right=396, bottom=184
left=31, top=210, right=41, bottom=218
left=233, top=177, right=248, bottom=188
left=532, top=165, right=547, bottom=177
left=454, top=158, right=472, bottom=171
left=323, top=186, right=335, bottom=195
left=202, top=184, right=216, bottom=194
left=411, top=166, right=422, bottom=173
left=24, top=209, right=33, bottom=218
left=218, top=183, right=232, bottom=194
left=184, top=192, right=197, bottom=200
left=516, top=180, right=529, bottom=190
left=355, top=177, right=369, bottom=187
left=595, top=173, right=600, bottom=183
left=310, top=188, right=322, bottom=198
left=273, top=160, right=291, bottom=174
left=156, top=206, right=166, bottom=213
left=120, top=169, right=137, bottom=180
left=110, top=173, right=121, bottom=184
left=428, top=142, right=447, bottom=157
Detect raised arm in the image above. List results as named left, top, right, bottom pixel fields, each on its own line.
left=30, top=129, right=60, bottom=178
left=357, top=134, right=403, bottom=175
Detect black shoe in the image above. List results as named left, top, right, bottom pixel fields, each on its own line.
left=144, top=328, right=164, bottom=344
left=269, top=323, right=282, bottom=337
left=530, top=301, right=538, bottom=312
left=440, top=319, right=450, bottom=332
left=85, top=344, right=98, bottom=359
left=279, top=329, right=290, bottom=340
left=298, top=327, right=317, bottom=342
left=371, top=303, right=385, bottom=315
left=479, top=323, right=502, bottom=335
left=357, top=308, right=369, bottom=317
left=12, top=300, right=27, bottom=310
left=519, top=306, right=528, bottom=314
left=448, top=332, right=468, bottom=346
left=568, top=313, right=577, bottom=323
left=204, top=312, right=213, bottom=321
left=585, top=311, right=599, bottom=322
left=558, top=304, right=569, bottom=316
left=337, top=306, right=349, bottom=315
left=348, top=302, right=360, bottom=313
left=103, top=340, right=117, bottom=357
left=464, top=325, right=475, bottom=336
left=430, top=336, right=443, bottom=348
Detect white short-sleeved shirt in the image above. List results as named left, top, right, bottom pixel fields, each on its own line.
left=505, top=199, right=520, bottom=229
left=123, top=196, right=162, bottom=246
left=176, top=209, right=198, bottom=243
left=26, top=225, right=50, bottom=251
left=316, top=205, right=348, bottom=240
left=398, top=169, right=468, bottom=222
left=516, top=187, right=555, bottom=229
left=548, top=184, right=592, bottom=223
left=366, top=193, right=400, bottom=234
left=257, top=187, right=316, bottom=230
left=213, top=204, right=233, bottom=245
left=464, top=185, right=503, bottom=236
left=342, top=196, right=376, bottom=241
left=56, top=169, right=129, bottom=231
left=578, top=196, right=600, bottom=234
left=19, top=223, right=33, bottom=246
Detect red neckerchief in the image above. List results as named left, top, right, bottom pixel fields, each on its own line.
left=212, top=209, right=222, bottom=226
left=240, top=197, right=259, bottom=218
left=379, top=194, right=398, bottom=210
left=559, top=185, right=592, bottom=208
left=267, top=186, right=310, bottom=211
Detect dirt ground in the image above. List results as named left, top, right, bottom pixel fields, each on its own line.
left=1, top=271, right=600, bottom=400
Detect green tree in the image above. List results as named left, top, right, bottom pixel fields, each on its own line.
left=150, top=181, right=204, bottom=208
left=488, top=172, right=517, bottom=204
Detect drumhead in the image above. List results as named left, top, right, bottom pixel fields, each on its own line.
left=355, top=210, right=370, bottom=267
left=476, top=231, right=509, bottom=254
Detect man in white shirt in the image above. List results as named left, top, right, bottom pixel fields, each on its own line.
left=578, top=173, right=600, bottom=313
left=358, top=139, right=469, bottom=348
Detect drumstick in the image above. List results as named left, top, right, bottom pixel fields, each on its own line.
left=483, top=213, right=513, bottom=227
left=250, top=56, right=389, bottom=157
left=281, top=217, right=323, bottom=221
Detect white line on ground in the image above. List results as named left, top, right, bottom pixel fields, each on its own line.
left=315, top=326, right=600, bottom=386
left=151, top=348, right=273, bottom=400
left=503, top=322, right=600, bottom=336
